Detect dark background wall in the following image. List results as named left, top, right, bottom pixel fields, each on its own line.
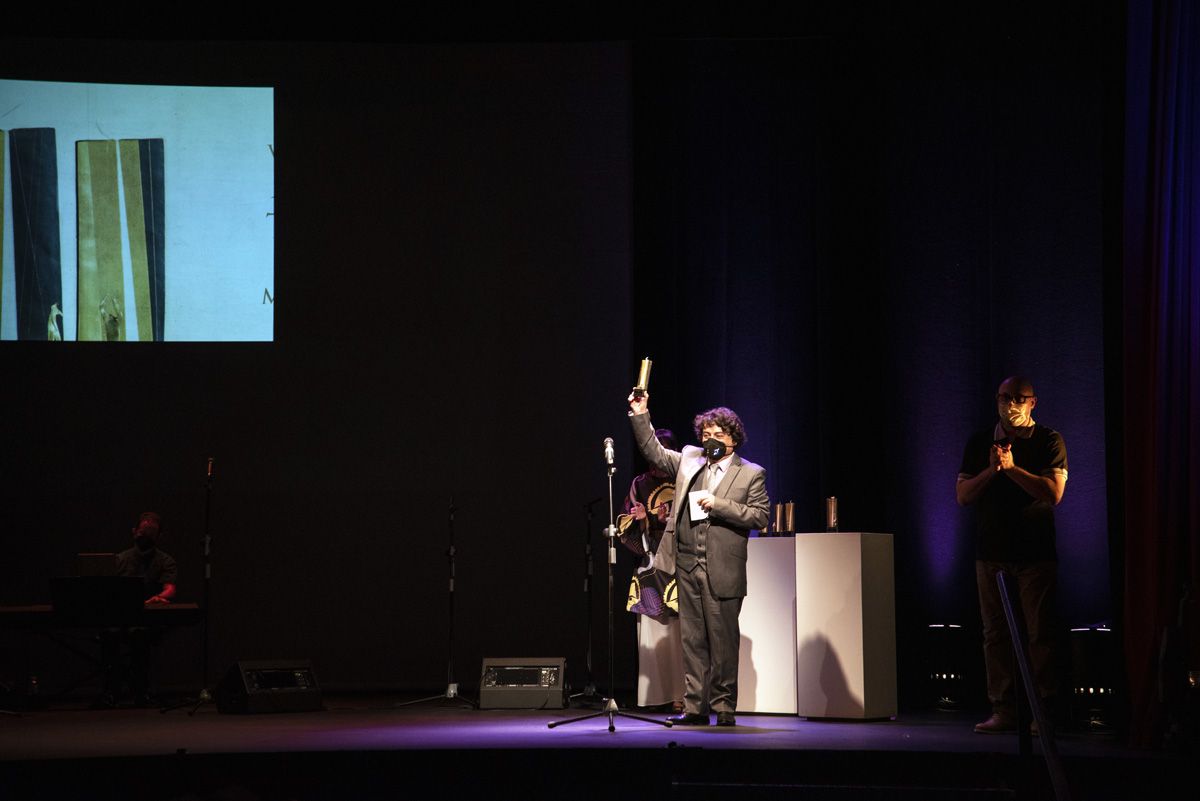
left=0, top=39, right=637, bottom=693
left=0, top=3, right=1121, bottom=709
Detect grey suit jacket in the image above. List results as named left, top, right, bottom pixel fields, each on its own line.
left=630, top=411, right=769, bottom=598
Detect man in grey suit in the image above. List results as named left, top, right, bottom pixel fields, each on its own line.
left=628, top=392, right=769, bottom=726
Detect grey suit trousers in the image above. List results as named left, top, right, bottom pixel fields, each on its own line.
left=678, top=554, right=743, bottom=714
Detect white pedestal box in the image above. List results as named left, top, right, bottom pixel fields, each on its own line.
left=793, top=532, right=896, bottom=719
left=737, top=537, right=798, bottom=713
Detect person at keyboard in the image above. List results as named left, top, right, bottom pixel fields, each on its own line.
left=96, top=512, right=178, bottom=708
left=116, top=512, right=177, bottom=605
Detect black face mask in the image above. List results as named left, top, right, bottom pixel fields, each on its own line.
left=702, top=438, right=727, bottom=460
left=135, top=536, right=156, bottom=552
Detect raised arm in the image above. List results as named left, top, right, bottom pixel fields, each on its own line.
left=628, top=392, right=682, bottom=476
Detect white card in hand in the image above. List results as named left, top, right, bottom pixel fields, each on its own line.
left=689, top=490, right=713, bottom=522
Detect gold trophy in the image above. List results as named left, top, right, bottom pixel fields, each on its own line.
left=632, top=357, right=652, bottom=398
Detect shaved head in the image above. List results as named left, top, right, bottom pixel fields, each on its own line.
left=998, top=376, right=1035, bottom=397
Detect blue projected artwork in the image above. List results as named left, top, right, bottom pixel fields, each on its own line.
left=0, top=79, right=273, bottom=342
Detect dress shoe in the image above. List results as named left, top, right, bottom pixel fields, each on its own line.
left=667, top=712, right=710, bottom=726
left=973, top=713, right=1016, bottom=734
left=716, top=712, right=736, bottom=727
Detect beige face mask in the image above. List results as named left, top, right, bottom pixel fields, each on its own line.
left=1002, top=404, right=1033, bottom=428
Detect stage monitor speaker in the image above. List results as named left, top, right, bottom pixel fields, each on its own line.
left=479, top=657, right=567, bottom=709
left=216, top=659, right=323, bottom=714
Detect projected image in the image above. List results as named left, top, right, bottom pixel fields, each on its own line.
left=0, top=79, right=273, bottom=341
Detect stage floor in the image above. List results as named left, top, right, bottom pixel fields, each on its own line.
left=0, top=696, right=1189, bottom=801
left=0, top=698, right=1134, bottom=759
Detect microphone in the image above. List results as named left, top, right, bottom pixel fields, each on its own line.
left=603, top=437, right=615, bottom=465
left=206, top=457, right=214, bottom=478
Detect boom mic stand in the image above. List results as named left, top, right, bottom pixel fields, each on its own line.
left=548, top=438, right=671, bottom=733
left=162, top=456, right=216, bottom=715
left=396, top=493, right=476, bottom=709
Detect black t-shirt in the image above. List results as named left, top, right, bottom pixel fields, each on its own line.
left=116, top=546, right=178, bottom=599
left=959, top=424, right=1068, bottom=562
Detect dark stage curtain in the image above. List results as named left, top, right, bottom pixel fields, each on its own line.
left=632, top=28, right=1112, bottom=707
left=631, top=38, right=831, bottom=517
left=1122, top=0, right=1200, bottom=748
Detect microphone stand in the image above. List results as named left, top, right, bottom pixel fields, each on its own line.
left=396, top=493, right=476, bottom=709
left=567, top=497, right=603, bottom=707
left=162, top=457, right=215, bottom=715
left=548, top=439, right=672, bottom=732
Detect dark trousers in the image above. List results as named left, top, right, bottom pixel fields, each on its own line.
left=975, top=560, right=1058, bottom=715
left=678, top=559, right=743, bottom=715
left=99, top=627, right=161, bottom=700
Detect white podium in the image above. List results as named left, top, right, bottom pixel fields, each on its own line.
left=736, top=533, right=896, bottom=717
left=736, top=538, right=798, bottom=713
left=793, top=532, right=896, bottom=719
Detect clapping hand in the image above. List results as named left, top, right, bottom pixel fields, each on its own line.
left=991, top=443, right=1014, bottom=472
left=996, top=444, right=1014, bottom=471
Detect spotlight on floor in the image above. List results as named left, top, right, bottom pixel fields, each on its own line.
left=1069, top=624, right=1117, bottom=733
left=926, top=623, right=967, bottom=711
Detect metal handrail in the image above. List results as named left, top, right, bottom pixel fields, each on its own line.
left=996, top=568, right=1072, bottom=801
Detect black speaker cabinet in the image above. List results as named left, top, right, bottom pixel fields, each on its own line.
left=478, top=657, right=567, bottom=709
left=217, top=659, right=323, bottom=714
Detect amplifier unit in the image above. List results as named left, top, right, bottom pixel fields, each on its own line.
left=478, top=657, right=567, bottom=709
left=216, top=659, right=323, bottom=714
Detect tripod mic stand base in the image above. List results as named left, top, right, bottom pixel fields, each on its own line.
left=547, top=696, right=673, bottom=732
left=394, top=684, right=477, bottom=709
left=160, top=687, right=212, bottom=716
left=567, top=681, right=603, bottom=709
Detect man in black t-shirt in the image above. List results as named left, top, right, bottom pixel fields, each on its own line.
left=116, top=512, right=177, bottom=604
left=957, top=376, right=1067, bottom=734
left=97, top=512, right=178, bottom=707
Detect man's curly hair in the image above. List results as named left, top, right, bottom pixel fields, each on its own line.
left=693, top=407, right=747, bottom=449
